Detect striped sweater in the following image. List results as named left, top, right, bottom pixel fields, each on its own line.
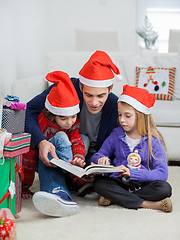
left=38, top=112, right=85, bottom=160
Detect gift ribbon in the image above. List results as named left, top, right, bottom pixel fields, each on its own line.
left=0, top=210, right=15, bottom=240
left=15, top=162, right=24, bottom=181
left=0, top=191, right=10, bottom=205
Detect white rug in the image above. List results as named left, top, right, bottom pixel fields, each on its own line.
left=16, top=167, right=180, bottom=240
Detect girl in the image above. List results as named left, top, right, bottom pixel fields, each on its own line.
left=91, top=85, right=172, bottom=212
left=22, top=71, right=85, bottom=201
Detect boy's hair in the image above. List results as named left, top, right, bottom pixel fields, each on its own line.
left=120, top=102, right=168, bottom=166
left=42, top=108, right=56, bottom=122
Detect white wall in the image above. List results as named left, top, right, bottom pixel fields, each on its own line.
left=0, top=0, right=138, bottom=98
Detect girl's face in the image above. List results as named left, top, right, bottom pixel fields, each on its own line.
left=118, top=102, right=137, bottom=135
left=55, top=114, right=77, bottom=129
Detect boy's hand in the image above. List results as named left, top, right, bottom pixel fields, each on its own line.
left=69, top=157, right=85, bottom=168
left=98, top=157, right=110, bottom=165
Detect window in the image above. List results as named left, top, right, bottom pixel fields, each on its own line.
left=137, top=0, right=180, bottom=52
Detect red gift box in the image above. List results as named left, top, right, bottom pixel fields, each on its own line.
left=0, top=208, right=17, bottom=240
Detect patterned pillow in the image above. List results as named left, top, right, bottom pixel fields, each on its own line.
left=136, top=67, right=176, bottom=100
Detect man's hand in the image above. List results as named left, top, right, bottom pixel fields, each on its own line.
left=69, top=157, right=85, bottom=168
left=38, top=140, right=58, bottom=167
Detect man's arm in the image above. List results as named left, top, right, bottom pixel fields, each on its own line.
left=25, top=85, right=57, bottom=166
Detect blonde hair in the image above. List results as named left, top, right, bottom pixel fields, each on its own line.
left=120, top=102, right=168, bottom=167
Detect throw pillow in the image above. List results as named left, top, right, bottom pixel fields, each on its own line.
left=136, top=66, right=176, bottom=100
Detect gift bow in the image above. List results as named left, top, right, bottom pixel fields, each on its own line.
left=15, top=163, right=24, bottom=181
left=0, top=210, right=15, bottom=240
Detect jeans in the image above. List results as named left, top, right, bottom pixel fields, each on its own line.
left=37, top=131, right=73, bottom=200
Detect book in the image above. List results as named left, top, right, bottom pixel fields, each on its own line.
left=50, top=158, right=124, bottom=178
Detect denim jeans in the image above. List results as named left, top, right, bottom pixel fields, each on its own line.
left=37, top=131, right=73, bottom=200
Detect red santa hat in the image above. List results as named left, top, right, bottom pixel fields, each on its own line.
left=79, top=50, right=122, bottom=87
left=118, top=85, right=155, bottom=115
left=45, top=71, right=80, bottom=116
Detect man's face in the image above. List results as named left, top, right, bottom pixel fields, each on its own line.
left=80, top=84, right=112, bottom=114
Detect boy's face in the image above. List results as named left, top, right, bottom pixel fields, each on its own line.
left=80, top=84, right=112, bottom=114
left=55, top=114, right=77, bottom=129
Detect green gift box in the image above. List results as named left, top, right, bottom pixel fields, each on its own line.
left=0, top=133, right=31, bottom=216
left=0, top=157, right=16, bottom=217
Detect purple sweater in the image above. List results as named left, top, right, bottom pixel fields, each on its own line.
left=91, top=126, right=168, bottom=182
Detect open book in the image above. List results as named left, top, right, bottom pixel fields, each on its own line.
left=50, top=158, right=124, bottom=178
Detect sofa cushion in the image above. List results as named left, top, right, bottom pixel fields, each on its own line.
left=135, top=66, right=176, bottom=101
left=154, top=54, right=180, bottom=100
left=151, top=100, right=180, bottom=127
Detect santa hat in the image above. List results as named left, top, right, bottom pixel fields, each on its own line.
left=118, top=85, right=155, bottom=115
left=79, top=50, right=122, bottom=87
left=45, top=71, right=80, bottom=116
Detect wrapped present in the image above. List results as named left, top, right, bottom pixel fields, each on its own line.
left=0, top=156, right=16, bottom=217
left=2, top=109, right=25, bottom=134
left=0, top=208, right=17, bottom=240
left=1, top=133, right=31, bottom=215
left=2, top=95, right=26, bottom=134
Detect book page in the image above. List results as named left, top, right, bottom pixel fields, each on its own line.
left=50, top=158, right=85, bottom=178
left=85, top=164, right=124, bottom=175
left=50, top=158, right=124, bottom=178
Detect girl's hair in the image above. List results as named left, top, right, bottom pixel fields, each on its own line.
left=120, top=102, right=168, bottom=166
left=42, top=108, right=56, bottom=122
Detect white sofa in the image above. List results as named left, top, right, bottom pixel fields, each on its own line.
left=13, top=51, right=180, bottom=163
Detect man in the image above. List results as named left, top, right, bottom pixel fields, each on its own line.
left=25, top=50, right=122, bottom=217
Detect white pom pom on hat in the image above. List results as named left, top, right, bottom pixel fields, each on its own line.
left=79, top=50, right=122, bottom=87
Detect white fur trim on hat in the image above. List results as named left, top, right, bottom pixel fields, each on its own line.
left=45, top=98, right=80, bottom=116
left=79, top=75, right=114, bottom=87
left=118, top=95, right=153, bottom=115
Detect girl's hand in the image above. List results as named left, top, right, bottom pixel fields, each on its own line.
left=69, top=157, right=85, bottom=168
left=117, top=165, right=130, bottom=177
left=98, top=157, right=110, bottom=165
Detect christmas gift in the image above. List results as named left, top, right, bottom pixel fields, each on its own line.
left=0, top=208, right=17, bottom=240
left=1, top=133, right=31, bottom=215
left=2, top=95, right=26, bottom=134
left=0, top=155, right=16, bottom=217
